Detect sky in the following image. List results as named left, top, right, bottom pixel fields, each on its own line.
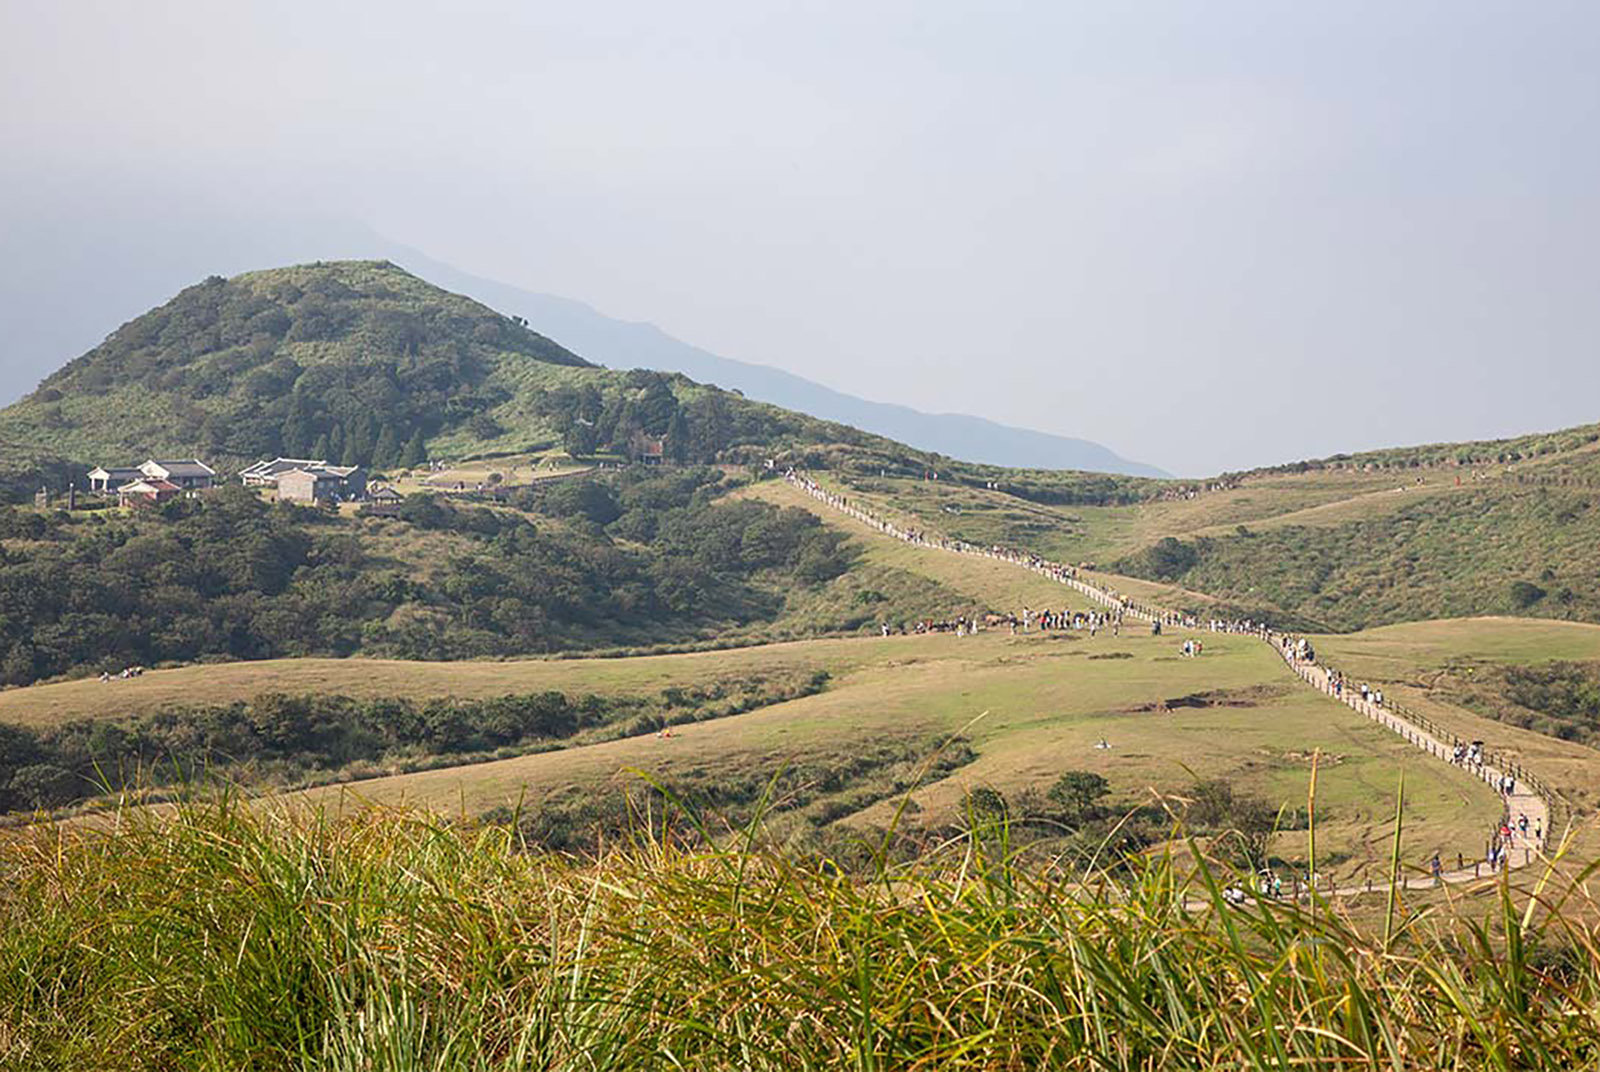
left=2, top=0, right=1598, bottom=475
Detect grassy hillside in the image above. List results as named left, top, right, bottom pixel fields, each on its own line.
left=1236, top=421, right=1600, bottom=476
left=1112, top=481, right=1600, bottom=631
left=281, top=628, right=1495, bottom=875
left=1314, top=617, right=1600, bottom=842
left=1, top=484, right=1504, bottom=877
left=0, top=260, right=898, bottom=482
left=818, top=430, right=1600, bottom=632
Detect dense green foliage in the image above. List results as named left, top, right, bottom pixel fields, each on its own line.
left=1448, top=660, right=1600, bottom=748
left=11, top=262, right=583, bottom=467
left=0, top=261, right=904, bottom=487
left=2, top=800, right=1593, bottom=1070
left=1112, top=485, right=1600, bottom=631
left=834, top=463, right=1160, bottom=510
left=532, top=370, right=835, bottom=466
left=0, top=669, right=830, bottom=814
left=0, top=474, right=853, bottom=688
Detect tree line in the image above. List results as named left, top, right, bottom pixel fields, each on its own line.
left=0, top=471, right=852, bottom=689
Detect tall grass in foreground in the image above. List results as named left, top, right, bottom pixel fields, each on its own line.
left=1, top=800, right=1597, bottom=1071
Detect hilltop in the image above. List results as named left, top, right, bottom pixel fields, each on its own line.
left=0, top=261, right=1173, bottom=509
left=0, top=260, right=854, bottom=476
left=0, top=210, right=1168, bottom=477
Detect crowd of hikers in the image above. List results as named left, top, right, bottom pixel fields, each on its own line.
left=784, top=469, right=1550, bottom=880
left=1278, top=630, right=1543, bottom=871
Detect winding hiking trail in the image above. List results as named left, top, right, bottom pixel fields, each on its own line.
left=784, top=470, right=1551, bottom=892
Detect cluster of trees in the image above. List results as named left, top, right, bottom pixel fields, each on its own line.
left=503, top=735, right=977, bottom=853
left=1453, top=660, right=1600, bottom=748
left=0, top=470, right=855, bottom=688
left=186, top=347, right=505, bottom=467
left=1128, top=536, right=1201, bottom=581
left=526, top=467, right=853, bottom=597
left=0, top=452, right=81, bottom=506
left=0, top=689, right=603, bottom=812
left=31, top=265, right=588, bottom=467
left=0, top=487, right=377, bottom=686
left=956, top=772, right=1294, bottom=873
left=0, top=665, right=832, bottom=813
left=831, top=458, right=1163, bottom=511
left=535, top=370, right=829, bottom=465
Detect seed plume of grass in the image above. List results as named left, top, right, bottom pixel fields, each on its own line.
left=1, top=797, right=1599, bottom=1070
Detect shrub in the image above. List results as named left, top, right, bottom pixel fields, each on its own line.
left=1510, top=580, right=1547, bottom=608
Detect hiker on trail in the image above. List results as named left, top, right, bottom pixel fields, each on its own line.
left=1432, top=853, right=1442, bottom=881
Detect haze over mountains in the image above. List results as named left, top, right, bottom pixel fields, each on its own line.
left=390, top=252, right=1170, bottom=478
left=0, top=207, right=1164, bottom=477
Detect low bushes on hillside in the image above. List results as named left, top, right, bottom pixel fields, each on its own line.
left=0, top=474, right=855, bottom=688
left=0, top=670, right=830, bottom=814
left=1110, top=486, right=1600, bottom=631
left=1447, top=659, right=1600, bottom=748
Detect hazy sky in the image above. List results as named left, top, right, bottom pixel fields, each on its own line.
left=3, top=1, right=1598, bottom=474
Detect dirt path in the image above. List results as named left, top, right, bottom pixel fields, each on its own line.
left=785, top=470, right=1552, bottom=887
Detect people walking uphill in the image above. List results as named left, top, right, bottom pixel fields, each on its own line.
left=785, top=467, right=1553, bottom=884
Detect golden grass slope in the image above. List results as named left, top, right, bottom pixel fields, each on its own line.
left=293, top=629, right=1500, bottom=880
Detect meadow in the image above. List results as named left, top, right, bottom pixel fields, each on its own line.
left=1315, top=617, right=1600, bottom=854
left=4, top=454, right=1597, bottom=1068
left=0, top=471, right=1528, bottom=876
left=272, top=628, right=1493, bottom=877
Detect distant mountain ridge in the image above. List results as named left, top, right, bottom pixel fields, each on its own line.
left=391, top=251, right=1170, bottom=478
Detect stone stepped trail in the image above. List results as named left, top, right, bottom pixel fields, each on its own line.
left=784, top=470, right=1553, bottom=891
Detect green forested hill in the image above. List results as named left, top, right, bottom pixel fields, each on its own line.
left=0, top=260, right=1176, bottom=511
left=0, top=260, right=888, bottom=478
